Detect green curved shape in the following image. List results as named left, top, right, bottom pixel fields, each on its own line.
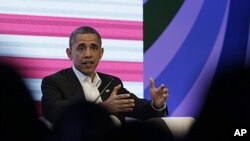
left=144, top=0, right=184, bottom=52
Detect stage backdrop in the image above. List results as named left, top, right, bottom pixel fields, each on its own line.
left=144, top=0, right=250, bottom=118
left=0, top=0, right=249, bottom=118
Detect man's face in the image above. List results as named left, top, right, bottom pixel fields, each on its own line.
left=67, top=33, right=103, bottom=78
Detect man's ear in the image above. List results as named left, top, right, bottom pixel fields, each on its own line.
left=66, top=48, right=72, bottom=60
left=99, top=48, right=104, bottom=60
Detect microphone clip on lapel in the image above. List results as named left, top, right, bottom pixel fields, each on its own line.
left=93, top=77, right=114, bottom=103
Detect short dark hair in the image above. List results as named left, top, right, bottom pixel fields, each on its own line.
left=69, top=26, right=102, bottom=48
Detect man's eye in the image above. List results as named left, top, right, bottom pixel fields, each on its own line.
left=77, top=45, right=85, bottom=50
left=92, top=46, right=98, bottom=50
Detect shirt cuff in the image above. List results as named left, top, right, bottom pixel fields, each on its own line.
left=151, top=100, right=166, bottom=111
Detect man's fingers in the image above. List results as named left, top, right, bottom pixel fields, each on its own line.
left=117, top=94, right=130, bottom=99
left=149, top=77, right=155, bottom=89
left=120, top=103, right=135, bottom=108
left=115, top=97, right=135, bottom=112
left=163, top=87, right=168, bottom=94
left=160, top=88, right=169, bottom=102
left=117, top=99, right=135, bottom=104
left=158, top=84, right=166, bottom=90
left=156, top=84, right=168, bottom=95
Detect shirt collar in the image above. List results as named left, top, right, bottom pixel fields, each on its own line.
left=72, top=66, right=101, bottom=87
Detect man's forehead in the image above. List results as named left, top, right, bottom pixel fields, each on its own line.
left=76, top=41, right=98, bottom=45
left=75, top=34, right=98, bottom=41
left=73, top=35, right=100, bottom=47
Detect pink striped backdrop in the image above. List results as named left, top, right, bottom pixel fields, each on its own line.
left=0, top=13, right=142, bottom=40
left=0, top=1, right=143, bottom=117
left=0, top=56, right=143, bottom=81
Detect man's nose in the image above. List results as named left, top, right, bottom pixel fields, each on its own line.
left=84, top=47, right=92, bottom=57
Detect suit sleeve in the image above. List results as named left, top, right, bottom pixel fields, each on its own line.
left=123, top=92, right=168, bottom=120
left=41, top=76, right=77, bottom=123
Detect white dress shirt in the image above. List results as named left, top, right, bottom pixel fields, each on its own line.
left=72, top=66, right=102, bottom=103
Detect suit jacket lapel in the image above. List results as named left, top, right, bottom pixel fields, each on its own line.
left=98, top=73, right=113, bottom=101
left=66, top=68, right=86, bottom=101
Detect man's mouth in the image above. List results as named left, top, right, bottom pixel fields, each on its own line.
left=82, top=61, right=94, bottom=67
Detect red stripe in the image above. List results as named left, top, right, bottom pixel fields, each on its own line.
left=0, top=56, right=143, bottom=81
left=0, top=14, right=142, bottom=40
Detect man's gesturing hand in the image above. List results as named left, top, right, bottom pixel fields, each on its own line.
left=150, top=77, right=169, bottom=109
left=100, top=84, right=135, bottom=113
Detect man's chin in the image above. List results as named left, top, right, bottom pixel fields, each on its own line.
left=81, top=69, right=95, bottom=76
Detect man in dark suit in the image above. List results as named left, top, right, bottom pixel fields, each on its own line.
left=41, top=26, right=169, bottom=126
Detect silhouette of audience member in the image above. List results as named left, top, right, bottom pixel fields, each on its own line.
left=106, top=119, right=175, bottom=141
left=52, top=101, right=116, bottom=141
left=185, top=68, right=250, bottom=141
left=0, top=62, right=51, bottom=141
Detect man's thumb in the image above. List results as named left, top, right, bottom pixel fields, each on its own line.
left=112, top=84, right=121, bottom=95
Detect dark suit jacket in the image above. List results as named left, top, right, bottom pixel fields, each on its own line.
left=41, top=68, right=168, bottom=124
